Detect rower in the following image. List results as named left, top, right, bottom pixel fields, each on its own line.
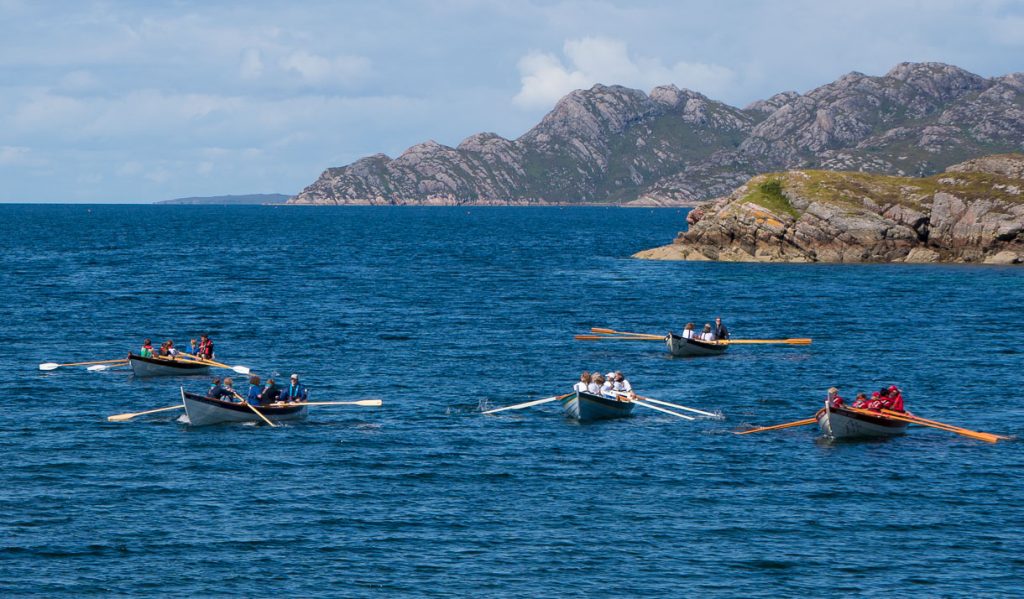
left=886, top=385, right=905, bottom=412
left=868, top=391, right=884, bottom=411
left=279, top=374, right=308, bottom=403
left=613, top=371, right=632, bottom=393
left=220, top=377, right=238, bottom=401
left=246, top=375, right=263, bottom=405
left=262, top=378, right=281, bottom=404
left=700, top=324, right=716, bottom=341
left=600, top=374, right=615, bottom=397
left=139, top=338, right=154, bottom=358
left=196, top=334, right=214, bottom=360
left=208, top=377, right=234, bottom=401
left=681, top=323, right=696, bottom=339
left=826, top=387, right=844, bottom=408
left=851, top=393, right=869, bottom=409
left=587, top=373, right=602, bottom=394
left=166, top=340, right=179, bottom=358
left=573, top=372, right=590, bottom=393
left=714, top=317, right=730, bottom=340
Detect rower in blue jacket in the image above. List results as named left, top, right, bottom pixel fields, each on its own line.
left=279, top=374, right=308, bottom=403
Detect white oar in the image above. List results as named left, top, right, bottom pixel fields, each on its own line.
left=632, top=400, right=695, bottom=420
left=108, top=405, right=185, bottom=422
left=87, top=360, right=130, bottom=372
left=39, top=358, right=127, bottom=371
left=180, top=353, right=252, bottom=375
left=268, top=400, right=383, bottom=407
left=483, top=393, right=570, bottom=415
left=623, top=393, right=719, bottom=418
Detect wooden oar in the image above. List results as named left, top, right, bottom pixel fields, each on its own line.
left=626, top=394, right=719, bottom=418
left=39, top=358, right=128, bottom=371
left=848, top=407, right=997, bottom=443
left=483, top=393, right=571, bottom=415
left=723, top=338, right=813, bottom=345
left=632, top=400, right=695, bottom=420
left=233, top=391, right=276, bottom=427
left=107, top=405, right=185, bottom=422
left=591, top=327, right=663, bottom=339
left=882, top=410, right=1011, bottom=440
left=575, top=335, right=662, bottom=341
left=268, top=400, right=382, bottom=407
left=735, top=417, right=817, bottom=435
left=180, top=353, right=251, bottom=375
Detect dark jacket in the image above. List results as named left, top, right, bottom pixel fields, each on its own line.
left=279, top=383, right=308, bottom=403
left=714, top=322, right=729, bottom=339
left=262, top=384, right=281, bottom=404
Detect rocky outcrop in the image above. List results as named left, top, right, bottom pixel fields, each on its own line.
left=292, top=62, right=1024, bottom=206
left=633, top=154, right=1024, bottom=264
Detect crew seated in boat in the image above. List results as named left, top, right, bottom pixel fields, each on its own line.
left=246, top=375, right=263, bottom=405
left=207, top=377, right=236, bottom=401
left=700, top=324, right=716, bottom=341
left=165, top=340, right=179, bottom=358
left=262, top=378, right=281, bottom=404
left=573, top=371, right=590, bottom=393
left=826, top=387, right=845, bottom=408
left=587, top=373, right=602, bottom=395
left=193, top=334, right=215, bottom=360
left=139, top=338, right=154, bottom=358
left=885, top=385, right=905, bottom=412
left=851, top=393, right=869, bottom=409
left=601, top=373, right=616, bottom=397
left=681, top=323, right=696, bottom=339
left=613, top=371, right=632, bottom=393
left=279, top=374, right=308, bottom=403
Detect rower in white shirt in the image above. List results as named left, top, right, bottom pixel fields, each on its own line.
left=587, top=373, right=602, bottom=394
left=700, top=323, right=717, bottom=341
left=600, top=374, right=615, bottom=397
left=681, top=323, right=696, bottom=339
left=573, top=371, right=590, bottom=393
left=613, top=371, right=632, bottom=393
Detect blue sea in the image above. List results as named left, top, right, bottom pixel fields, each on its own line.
left=1, top=204, right=1022, bottom=597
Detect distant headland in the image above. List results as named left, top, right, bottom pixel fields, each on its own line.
left=156, top=193, right=290, bottom=205
left=633, top=154, right=1024, bottom=265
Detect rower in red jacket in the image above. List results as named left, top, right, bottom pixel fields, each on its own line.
left=867, top=391, right=883, bottom=411
left=886, top=385, right=905, bottom=412
left=826, top=387, right=845, bottom=408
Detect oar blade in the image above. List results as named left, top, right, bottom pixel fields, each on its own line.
left=39, top=363, right=60, bottom=371
left=107, top=414, right=134, bottom=422
left=232, top=365, right=251, bottom=375
left=355, top=399, right=383, bottom=407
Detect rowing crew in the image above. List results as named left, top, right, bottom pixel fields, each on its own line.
left=679, top=316, right=730, bottom=341
left=135, top=334, right=214, bottom=360
left=573, top=370, right=634, bottom=399
left=207, top=373, right=309, bottom=406
left=827, top=385, right=905, bottom=412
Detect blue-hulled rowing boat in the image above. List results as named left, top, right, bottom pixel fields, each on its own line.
left=561, top=391, right=635, bottom=421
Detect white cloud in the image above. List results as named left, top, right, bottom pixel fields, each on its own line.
left=513, top=37, right=735, bottom=108
left=279, top=51, right=371, bottom=84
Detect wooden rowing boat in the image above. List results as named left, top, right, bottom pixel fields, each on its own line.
left=180, top=388, right=308, bottom=426
left=561, top=391, right=635, bottom=421
left=816, top=402, right=907, bottom=440
left=665, top=333, right=729, bottom=357
left=128, top=353, right=211, bottom=377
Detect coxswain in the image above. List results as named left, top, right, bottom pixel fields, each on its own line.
left=714, top=317, right=730, bottom=340
left=197, top=334, right=214, bottom=360
left=573, top=371, right=590, bottom=393
left=246, top=375, right=262, bottom=405
left=681, top=323, right=696, bottom=339
left=826, top=387, right=844, bottom=408
left=139, top=338, right=154, bottom=358
left=700, top=324, right=716, bottom=341
left=587, top=373, right=602, bottom=394
left=262, top=378, right=281, bottom=404
left=279, top=374, right=308, bottom=403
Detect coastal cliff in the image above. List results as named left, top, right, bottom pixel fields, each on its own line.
left=633, top=154, right=1024, bottom=264
left=291, top=62, right=1024, bottom=206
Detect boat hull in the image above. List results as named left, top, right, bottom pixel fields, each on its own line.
left=129, top=354, right=210, bottom=377
left=561, top=391, right=635, bottom=421
left=181, top=389, right=308, bottom=426
left=816, top=404, right=907, bottom=439
left=666, top=334, right=729, bottom=357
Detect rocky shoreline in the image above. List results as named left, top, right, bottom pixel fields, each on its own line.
left=633, top=154, right=1024, bottom=265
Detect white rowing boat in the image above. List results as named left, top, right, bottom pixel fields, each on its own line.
left=665, top=333, right=729, bottom=357
left=180, top=388, right=308, bottom=426
left=561, top=391, right=635, bottom=421
left=129, top=353, right=211, bottom=377
left=816, top=402, right=908, bottom=440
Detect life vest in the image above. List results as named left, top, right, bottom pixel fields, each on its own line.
left=889, top=393, right=905, bottom=412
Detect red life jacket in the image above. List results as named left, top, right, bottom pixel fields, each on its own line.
left=889, top=393, right=904, bottom=412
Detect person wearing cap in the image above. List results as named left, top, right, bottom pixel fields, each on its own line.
left=573, top=372, right=589, bottom=393
left=714, top=317, right=729, bottom=340
left=279, top=374, right=308, bottom=403
left=886, top=385, right=904, bottom=412
left=826, top=387, right=844, bottom=408
left=700, top=324, right=716, bottom=341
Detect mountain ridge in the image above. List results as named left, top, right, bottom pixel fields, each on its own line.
left=291, top=62, right=1024, bottom=206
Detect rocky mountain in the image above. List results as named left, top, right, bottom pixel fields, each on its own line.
left=632, top=154, right=1024, bottom=264
left=291, top=63, right=1024, bottom=206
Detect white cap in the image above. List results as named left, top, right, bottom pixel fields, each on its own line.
left=606, top=372, right=615, bottom=379
left=290, top=373, right=298, bottom=379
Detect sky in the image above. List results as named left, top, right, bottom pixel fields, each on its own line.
left=1, top=0, right=1022, bottom=203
